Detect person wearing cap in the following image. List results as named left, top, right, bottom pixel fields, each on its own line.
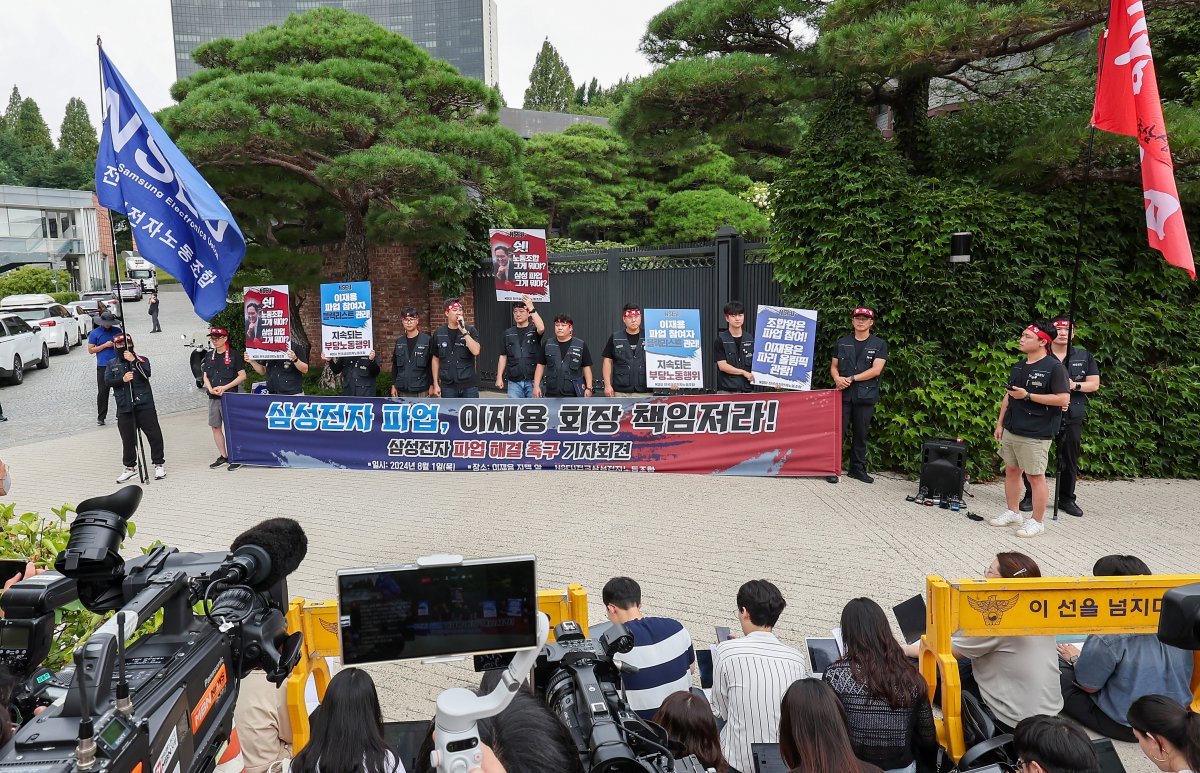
left=104, top=333, right=166, bottom=482
left=714, top=300, right=756, bottom=394
left=329, top=349, right=381, bottom=397
left=201, top=327, right=248, bottom=470
left=534, top=314, right=593, bottom=398
left=247, top=341, right=310, bottom=396
left=830, top=307, right=888, bottom=483
left=431, top=298, right=481, bottom=398
left=495, top=295, right=544, bottom=398
left=1020, top=316, right=1101, bottom=518
left=391, top=307, right=434, bottom=397
left=989, top=320, right=1072, bottom=538
left=87, top=311, right=124, bottom=426
left=602, top=303, right=650, bottom=397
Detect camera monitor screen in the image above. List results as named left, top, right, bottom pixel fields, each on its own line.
left=337, top=556, right=538, bottom=665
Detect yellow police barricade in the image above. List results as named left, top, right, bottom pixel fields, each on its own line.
left=282, top=583, right=589, bottom=750
left=919, top=574, right=1200, bottom=762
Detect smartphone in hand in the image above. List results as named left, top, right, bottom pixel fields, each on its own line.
left=0, top=558, right=28, bottom=586
left=715, top=626, right=732, bottom=643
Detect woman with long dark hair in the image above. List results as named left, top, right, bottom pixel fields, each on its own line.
left=652, top=691, right=735, bottom=773
left=1127, top=695, right=1200, bottom=772
left=778, top=679, right=883, bottom=773
left=825, top=598, right=938, bottom=773
left=291, top=668, right=403, bottom=773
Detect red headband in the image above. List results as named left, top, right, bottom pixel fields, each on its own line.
left=444, top=302, right=462, bottom=311
left=1026, top=325, right=1054, bottom=344
left=209, top=327, right=228, bottom=337
left=853, top=307, right=874, bottom=318
left=623, top=309, right=641, bottom=318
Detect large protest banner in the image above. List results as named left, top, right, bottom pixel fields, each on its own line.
left=644, top=309, right=703, bottom=389
left=752, top=305, right=819, bottom=390
left=490, top=229, right=550, bottom=302
left=244, top=285, right=291, bottom=360
left=321, top=282, right=373, bottom=358
left=223, top=391, right=842, bottom=476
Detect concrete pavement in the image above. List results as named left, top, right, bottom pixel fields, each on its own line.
left=2, top=404, right=1194, bottom=772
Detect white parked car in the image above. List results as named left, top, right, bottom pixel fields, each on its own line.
left=63, top=301, right=101, bottom=336
left=116, top=281, right=143, bottom=301
left=0, top=312, right=49, bottom=385
left=4, top=304, right=82, bottom=353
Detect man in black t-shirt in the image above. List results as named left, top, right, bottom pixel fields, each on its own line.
left=200, top=327, right=247, bottom=470
left=495, top=295, right=544, bottom=398
left=989, top=321, right=1071, bottom=537
left=431, top=298, right=481, bottom=398
left=1020, top=316, right=1102, bottom=517
left=534, top=314, right=594, bottom=398
left=247, top=341, right=309, bottom=395
left=602, top=303, right=650, bottom=397
left=830, top=307, right=888, bottom=483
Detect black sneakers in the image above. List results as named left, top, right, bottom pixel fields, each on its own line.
left=848, top=469, right=875, bottom=484
left=1019, top=494, right=1033, bottom=512
left=209, top=456, right=228, bottom=469
left=1058, top=500, right=1084, bottom=517
left=227, top=463, right=243, bottom=471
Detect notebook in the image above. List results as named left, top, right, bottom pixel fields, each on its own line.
left=751, top=743, right=787, bottom=773
left=893, top=594, right=927, bottom=644
left=382, top=719, right=432, bottom=772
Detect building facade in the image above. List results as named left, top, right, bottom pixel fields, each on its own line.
left=171, top=0, right=499, bottom=85
left=0, top=186, right=107, bottom=292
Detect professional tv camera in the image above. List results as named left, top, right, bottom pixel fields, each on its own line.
left=1159, top=582, right=1200, bottom=651
left=0, top=486, right=307, bottom=773
left=532, top=621, right=707, bottom=773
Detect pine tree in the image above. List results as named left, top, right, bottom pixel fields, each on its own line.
left=4, top=86, right=21, bottom=132
left=13, top=98, right=53, bottom=152
left=522, top=39, right=575, bottom=112
left=59, top=97, right=98, bottom=164
left=586, top=77, right=600, bottom=105
left=574, top=83, right=586, bottom=106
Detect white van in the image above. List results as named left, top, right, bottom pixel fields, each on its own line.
left=124, top=254, right=158, bottom=292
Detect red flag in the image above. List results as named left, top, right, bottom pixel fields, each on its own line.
left=1091, top=0, right=1195, bottom=279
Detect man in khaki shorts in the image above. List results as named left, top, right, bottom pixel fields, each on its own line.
left=988, top=321, right=1070, bottom=537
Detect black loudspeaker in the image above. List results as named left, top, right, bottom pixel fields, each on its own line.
left=949, top=232, right=973, bottom=263
left=919, top=437, right=967, bottom=499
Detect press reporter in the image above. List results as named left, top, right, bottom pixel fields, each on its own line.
left=104, top=334, right=166, bottom=482
left=1127, top=695, right=1200, bottom=773
left=1012, top=715, right=1099, bottom=773
left=653, top=691, right=734, bottom=773
left=292, top=668, right=403, bottom=773
left=778, top=679, right=883, bottom=773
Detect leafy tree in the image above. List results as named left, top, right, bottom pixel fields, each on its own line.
left=160, top=8, right=523, bottom=282
left=3, top=86, right=21, bottom=132
left=586, top=77, right=601, bottom=105
left=14, top=98, right=53, bottom=152
left=523, top=39, right=575, bottom=111
left=0, top=266, right=73, bottom=297
left=619, top=0, right=1200, bottom=172
left=647, top=188, right=768, bottom=243
left=573, top=83, right=586, bottom=106
left=58, top=97, right=98, bottom=165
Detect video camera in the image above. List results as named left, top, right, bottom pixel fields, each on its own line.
left=533, top=621, right=707, bottom=773
left=0, top=486, right=307, bottom=773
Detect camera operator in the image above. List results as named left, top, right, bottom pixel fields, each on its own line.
left=234, top=670, right=293, bottom=773
left=602, top=576, right=695, bottom=720
left=1011, top=716, right=1099, bottom=773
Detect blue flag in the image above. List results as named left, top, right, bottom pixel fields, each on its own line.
left=94, top=49, right=245, bottom=321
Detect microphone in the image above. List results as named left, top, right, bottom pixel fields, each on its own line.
left=215, top=518, right=307, bottom=590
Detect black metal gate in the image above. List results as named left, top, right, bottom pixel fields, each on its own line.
left=472, top=228, right=780, bottom=390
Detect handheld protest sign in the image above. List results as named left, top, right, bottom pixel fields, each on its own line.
left=490, top=229, right=549, bottom=302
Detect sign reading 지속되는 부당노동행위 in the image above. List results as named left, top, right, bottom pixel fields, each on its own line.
left=321, top=282, right=373, bottom=359
left=644, top=309, right=703, bottom=389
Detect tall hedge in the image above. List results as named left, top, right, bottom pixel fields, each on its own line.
left=771, top=101, right=1200, bottom=480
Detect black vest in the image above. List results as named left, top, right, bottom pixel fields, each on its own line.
left=432, top=326, right=478, bottom=386
left=835, top=334, right=886, bottom=404
left=336, top=355, right=380, bottom=397
left=503, top=325, right=539, bottom=381
left=1004, top=356, right=1066, bottom=439
left=717, top=331, right=755, bottom=392
left=265, top=355, right=304, bottom=395
left=543, top=338, right=586, bottom=397
left=105, top=357, right=155, bottom=414
left=609, top=330, right=647, bottom=392
left=1061, top=347, right=1096, bottom=424
left=393, top=333, right=433, bottom=392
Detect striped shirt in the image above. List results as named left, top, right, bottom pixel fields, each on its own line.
left=614, top=617, right=695, bottom=719
left=713, top=631, right=810, bottom=773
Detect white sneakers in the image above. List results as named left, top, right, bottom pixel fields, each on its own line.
left=989, top=508, right=1045, bottom=537
left=1016, top=519, right=1045, bottom=538
left=988, top=509, right=1023, bottom=527
left=118, top=466, right=166, bottom=482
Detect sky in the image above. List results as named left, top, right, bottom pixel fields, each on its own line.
left=0, top=0, right=676, bottom=141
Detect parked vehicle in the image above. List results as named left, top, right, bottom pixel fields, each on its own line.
left=115, top=281, right=144, bottom=302
left=81, top=290, right=114, bottom=303
left=63, top=301, right=101, bottom=335
left=0, top=312, right=49, bottom=385
left=0, top=293, right=57, bottom=308
left=4, top=304, right=81, bottom=353
left=124, top=253, right=158, bottom=292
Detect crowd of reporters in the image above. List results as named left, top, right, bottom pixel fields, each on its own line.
left=213, top=553, right=1199, bottom=773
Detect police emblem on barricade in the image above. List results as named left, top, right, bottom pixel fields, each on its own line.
left=966, top=594, right=1020, bottom=626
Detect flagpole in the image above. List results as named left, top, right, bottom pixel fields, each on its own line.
left=98, top=36, right=149, bottom=485
left=1054, top=17, right=1112, bottom=522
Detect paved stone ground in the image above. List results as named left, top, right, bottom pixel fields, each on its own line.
left=3, top=328, right=1196, bottom=771
left=0, top=288, right=210, bottom=442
